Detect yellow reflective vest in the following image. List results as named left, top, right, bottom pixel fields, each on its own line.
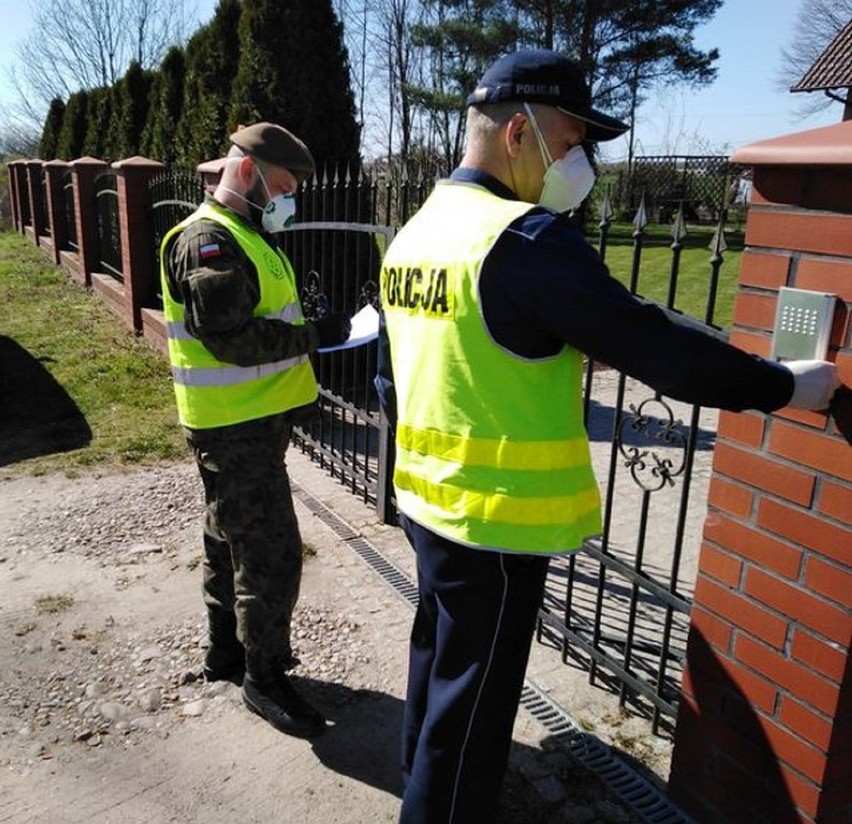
left=381, top=180, right=601, bottom=554
left=160, top=201, right=317, bottom=430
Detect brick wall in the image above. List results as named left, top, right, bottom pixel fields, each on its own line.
left=670, top=122, right=852, bottom=824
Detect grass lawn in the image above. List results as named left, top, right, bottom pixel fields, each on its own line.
left=0, top=215, right=743, bottom=477
left=588, top=220, right=743, bottom=331
left=0, top=230, right=188, bottom=477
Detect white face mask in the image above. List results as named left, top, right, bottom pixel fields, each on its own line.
left=220, top=156, right=297, bottom=232
left=524, top=103, right=596, bottom=212
left=260, top=192, right=296, bottom=233
left=256, top=167, right=297, bottom=232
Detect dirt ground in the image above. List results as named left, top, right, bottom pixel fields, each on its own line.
left=0, top=454, right=653, bottom=824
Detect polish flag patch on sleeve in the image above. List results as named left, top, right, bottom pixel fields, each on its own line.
left=199, top=242, right=222, bottom=260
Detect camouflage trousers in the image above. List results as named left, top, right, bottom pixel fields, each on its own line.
left=186, top=415, right=302, bottom=676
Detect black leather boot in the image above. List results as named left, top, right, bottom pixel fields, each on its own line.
left=242, top=665, right=326, bottom=738
left=203, top=610, right=246, bottom=684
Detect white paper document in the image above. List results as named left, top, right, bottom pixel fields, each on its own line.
left=317, top=303, right=380, bottom=353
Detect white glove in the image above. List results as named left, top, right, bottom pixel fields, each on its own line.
left=785, top=360, right=840, bottom=410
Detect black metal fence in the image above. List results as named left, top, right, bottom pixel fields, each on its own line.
left=149, top=167, right=206, bottom=302
left=280, top=223, right=392, bottom=514
left=61, top=170, right=77, bottom=251
left=36, top=168, right=50, bottom=238
left=17, top=174, right=31, bottom=228
left=94, top=171, right=122, bottom=281
left=147, top=158, right=740, bottom=735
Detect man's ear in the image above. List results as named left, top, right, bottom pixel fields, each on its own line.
left=505, top=112, right=527, bottom=159
left=237, top=154, right=256, bottom=185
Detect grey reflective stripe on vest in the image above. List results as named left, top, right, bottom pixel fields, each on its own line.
left=170, top=353, right=311, bottom=387
left=166, top=304, right=305, bottom=341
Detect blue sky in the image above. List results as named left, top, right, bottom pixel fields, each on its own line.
left=601, top=0, right=842, bottom=160
left=0, top=0, right=843, bottom=158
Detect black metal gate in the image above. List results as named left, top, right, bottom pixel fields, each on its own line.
left=537, top=192, right=733, bottom=735
left=145, top=162, right=740, bottom=735
left=277, top=221, right=395, bottom=518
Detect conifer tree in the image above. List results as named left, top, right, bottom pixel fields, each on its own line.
left=55, top=91, right=89, bottom=160
left=105, top=62, right=154, bottom=160
left=229, top=0, right=360, bottom=173
left=103, top=81, right=127, bottom=161
left=81, top=88, right=111, bottom=159
left=406, top=0, right=519, bottom=168
left=515, top=0, right=722, bottom=166
left=174, top=0, right=242, bottom=167
left=39, top=98, right=66, bottom=159
left=141, top=46, right=186, bottom=163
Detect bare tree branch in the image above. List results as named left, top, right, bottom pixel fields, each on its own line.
left=6, top=0, right=192, bottom=131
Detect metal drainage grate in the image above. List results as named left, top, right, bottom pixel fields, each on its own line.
left=519, top=682, right=694, bottom=824
left=293, top=483, right=418, bottom=607
left=292, top=481, right=693, bottom=824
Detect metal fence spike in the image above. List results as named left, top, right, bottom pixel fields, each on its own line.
left=709, top=223, right=728, bottom=255
left=633, top=192, right=648, bottom=232
left=599, top=186, right=614, bottom=225
left=671, top=207, right=687, bottom=242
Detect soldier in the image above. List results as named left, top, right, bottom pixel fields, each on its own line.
left=160, top=122, right=351, bottom=738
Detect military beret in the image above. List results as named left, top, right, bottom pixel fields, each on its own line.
left=229, top=122, right=316, bottom=182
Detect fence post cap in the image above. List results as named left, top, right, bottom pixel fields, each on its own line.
left=70, top=156, right=108, bottom=167
left=111, top=156, right=167, bottom=171
left=731, top=120, right=852, bottom=166
left=197, top=157, right=227, bottom=175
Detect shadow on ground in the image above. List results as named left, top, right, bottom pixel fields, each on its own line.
left=0, top=335, right=91, bottom=466
left=303, top=676, right=641, bottom=823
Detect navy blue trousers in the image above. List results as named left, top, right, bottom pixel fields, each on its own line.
left=398, top=516, right=551, bottom=824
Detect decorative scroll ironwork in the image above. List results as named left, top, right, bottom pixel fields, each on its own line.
left=300, top=269, right=329, bottom=321
left=616, top=398, right=688, bottom=492
left=358, top=279, right=379, bottom=311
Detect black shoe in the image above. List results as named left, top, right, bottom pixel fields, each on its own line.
left=242, top=673, right=326, bottom=738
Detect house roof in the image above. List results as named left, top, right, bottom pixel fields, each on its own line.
left=791, top=19, right=852, bottom=92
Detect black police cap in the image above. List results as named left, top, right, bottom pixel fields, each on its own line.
left=467, top=50, right=629, bottom=142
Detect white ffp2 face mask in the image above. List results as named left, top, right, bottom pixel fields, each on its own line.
left=524, top=103, right=596, bottom=212
left=539, top=146, right=596, bottom=212
left=260, top=192, right=297, bottom=233
left=220, top=156, right=298, bottom=232
left=256, top=167, right=297, bottom=232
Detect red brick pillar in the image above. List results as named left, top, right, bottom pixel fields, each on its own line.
left=15, top=160, right=32, bottom=235
left=69, top=157, right=108, bottom=287
left=7, top=160, right=22, bottom=231
left=670, top=122, right=852, bottom=824
left=24, top=159, right=45, bottom=245
left=113, top=156, right=166, bottom=332
left=43, top=160, right=70, bottom=265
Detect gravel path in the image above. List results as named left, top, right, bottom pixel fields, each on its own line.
left=0, top=455, right=649, bottom=824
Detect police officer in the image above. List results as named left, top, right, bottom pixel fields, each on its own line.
left=160, top=122, right=351, bottom=738
left=375, top=51, right=841, bottom=822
